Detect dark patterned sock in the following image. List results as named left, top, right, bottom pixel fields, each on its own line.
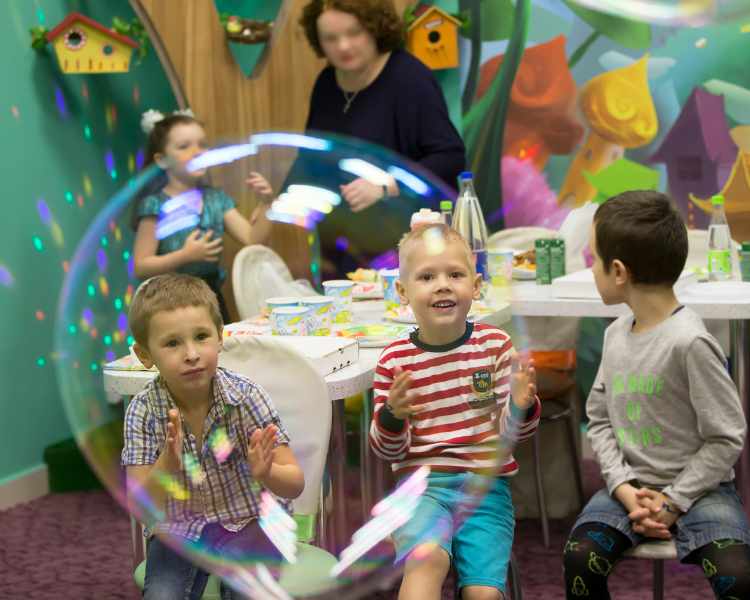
left=685, top=539, right=750, bottom=599
left=563, top=523, right=632, bottom=599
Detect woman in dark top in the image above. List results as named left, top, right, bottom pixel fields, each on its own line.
left=296, top=0, right=466, bottom=275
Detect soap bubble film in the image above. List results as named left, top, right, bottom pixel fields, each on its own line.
left=53, top=131, right=526, bottom=598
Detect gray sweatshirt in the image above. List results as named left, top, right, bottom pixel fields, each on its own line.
left=587, top=307, right=746, bottom=512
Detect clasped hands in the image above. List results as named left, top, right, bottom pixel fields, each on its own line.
left=619, top=484, right=681, bottom=539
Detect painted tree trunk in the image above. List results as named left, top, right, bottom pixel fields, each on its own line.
left=463, top=0, right=530, bottom=228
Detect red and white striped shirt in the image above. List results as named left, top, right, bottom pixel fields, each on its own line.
left=369, top=323, right=540, bottom=478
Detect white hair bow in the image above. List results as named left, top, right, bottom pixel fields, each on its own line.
left=140, top=108, right=196, bottom=134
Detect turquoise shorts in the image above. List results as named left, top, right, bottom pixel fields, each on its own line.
left=391, top=472, right=514, bottom=593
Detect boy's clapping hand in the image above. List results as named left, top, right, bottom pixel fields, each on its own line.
left=510, top=353, right=537, bottom=411
left=386, top=366, right=427, bottom=420
left=249, top=424, right=278, bottom=481
left=163, top=409, right=184, bottom=472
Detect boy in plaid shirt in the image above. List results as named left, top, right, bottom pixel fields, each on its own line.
left=122, top=273, right=304, bottom=599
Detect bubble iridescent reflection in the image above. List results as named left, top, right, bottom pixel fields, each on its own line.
left=54, top=131, right=525, bottom=599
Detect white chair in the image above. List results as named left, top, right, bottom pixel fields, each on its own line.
left=623, top=539, right=678, bottom=600
left=219, top=335, right=337, bottom=596
left=231, top=245, right=295, bottom=320
left=134, top=336, right=338, bottom=598
left=488, top=226, right=557, bottom=252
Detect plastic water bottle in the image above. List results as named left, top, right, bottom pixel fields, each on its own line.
left=440, top=199, right=453, bottom=228
left=707, top=194, right=734, bottom=281
left=453, top=171, right=489, bottom=280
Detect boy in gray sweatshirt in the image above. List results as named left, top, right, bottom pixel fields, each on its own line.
left=563, top=190, right=750, bottom=599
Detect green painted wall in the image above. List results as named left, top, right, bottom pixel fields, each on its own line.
left=0, top=0, right=175, bottom=483
left=429, top=0, right=463, bottom=134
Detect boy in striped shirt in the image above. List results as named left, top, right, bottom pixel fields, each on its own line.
left=369, top=224, right=540, bottom=600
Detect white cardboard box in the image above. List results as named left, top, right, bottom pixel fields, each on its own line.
left=245, top=335, right=359, bottom=377
left=551, top=268, right=698, bottom=299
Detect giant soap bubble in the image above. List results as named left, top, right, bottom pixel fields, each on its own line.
left=54, top=131, right=523, bottom=598
left=567, top=0, right=750, bottom=25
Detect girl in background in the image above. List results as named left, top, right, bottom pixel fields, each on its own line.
left=132, top=109, right=272, bottom=322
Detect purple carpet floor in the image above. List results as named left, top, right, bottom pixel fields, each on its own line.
left=0, top=461, right=714, bottom=599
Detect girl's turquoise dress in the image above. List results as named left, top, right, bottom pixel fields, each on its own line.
left=135, top=186, right=235, bottom=320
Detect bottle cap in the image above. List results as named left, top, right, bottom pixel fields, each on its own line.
left=459, top=171, right=473, bottom=181
left=711, top=194, right=725, bottom=206
left=440, top=200, right=453, bottom=211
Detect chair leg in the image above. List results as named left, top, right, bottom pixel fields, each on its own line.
left=359, top=391, right=373, bottom=519
left=532, top=429, right=550, bottom=548
left=508, top=552, right=523, bottom=600
left=652, top=559, right=664, bottom=600
left=564, top=408, right=585, bottom=509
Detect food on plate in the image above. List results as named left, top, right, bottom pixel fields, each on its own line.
left=347, top=268, right=378, bottom=282
left=513, top=249, right=536, bottom=270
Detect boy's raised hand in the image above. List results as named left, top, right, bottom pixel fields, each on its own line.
left=510, top=353, right=537, bottom=410
left=386, top=366, right=426, bottom=420
left=248, top=424, right=278, bottom=481
left=162, top=408, right=184, bottom=473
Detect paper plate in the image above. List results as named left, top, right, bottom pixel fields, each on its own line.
left=679, top=281, right=750, bottom=300
left=384, top=306, right=488, bottom=324
left=337, top=324, right=411, bottom=347
left=512, top=267, right=536, bottom=280
left=352, top=282, right=384, bottom=300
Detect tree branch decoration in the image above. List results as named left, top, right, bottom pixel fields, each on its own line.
left=219, top=13, right=273, bottom=45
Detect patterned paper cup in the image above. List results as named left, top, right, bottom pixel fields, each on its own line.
left=271, top=306, right=309, bottom=336
left=488, top=249, right=514, bottom=286
left=266, top=297, right=301, bottom=312
left=322, top=280, right=355, bottom=323
left=300, top=296, right=335, bottom=336
left=379, top=268, right=401, bottom=312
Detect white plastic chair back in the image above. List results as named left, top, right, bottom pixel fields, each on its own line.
left=488, top=226, right=557, bottom=252
left=232, top=245, right=294, bottom=320
left=219, top=335, right=331, bottom=517
left=488, top=228, right=579, bottom=351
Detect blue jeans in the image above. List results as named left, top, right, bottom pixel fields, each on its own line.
left=143, top=521, right=281, bottom=600
left=573, top=482, right=750, bottom=561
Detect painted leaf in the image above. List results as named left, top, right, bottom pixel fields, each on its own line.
left=703, top=79, right=750, bottom=124
left=563, top=0, right=651, bottom=49
left=481, top=0, right=515, bottom=41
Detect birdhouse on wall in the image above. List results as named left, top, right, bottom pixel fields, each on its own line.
left=45, top=12, right=138, bottom=74
left=406, top=4, right=461, bottom=70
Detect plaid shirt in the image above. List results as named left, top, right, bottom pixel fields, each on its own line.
left=122, top=367, right=291, bottom=541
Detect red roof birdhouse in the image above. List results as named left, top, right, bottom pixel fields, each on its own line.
left=46, top=12, right=138, bottom=74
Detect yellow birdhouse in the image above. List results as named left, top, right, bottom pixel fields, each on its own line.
left=407, top=4, right=461, bottom=70
left=46, top=12, right=138, bottom=74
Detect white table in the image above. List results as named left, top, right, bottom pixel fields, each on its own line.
left=509, top=281, right=750, bottom=516
left=103, top=298, right=513, bottom=550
